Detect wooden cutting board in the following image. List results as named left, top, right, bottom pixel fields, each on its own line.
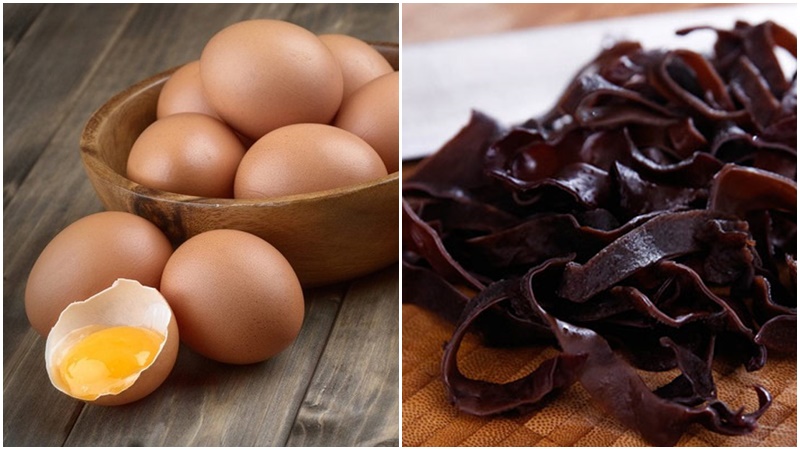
left=402, top=304, right=796, bottom=446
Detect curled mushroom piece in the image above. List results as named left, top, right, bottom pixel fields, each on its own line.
left=403, top=21, right=796, bottom=445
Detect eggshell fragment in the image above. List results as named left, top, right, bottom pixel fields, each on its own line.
left=319, top=34, right=393, bottom=101
left=334, top=71, right=399, bottom=173
left=160, top=229, right=304, bottom=364
left=234, top=123, right=388, bottom=199
left=200, top=19, right=343, bottom=140
left=46, top=279, right=179, bottom=406
left=25, top=211, right=174, bottom=337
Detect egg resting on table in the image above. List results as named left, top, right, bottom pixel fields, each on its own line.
left=160, top=229, right=305, bottom=364
left=25, top=211, right=173, bottom=337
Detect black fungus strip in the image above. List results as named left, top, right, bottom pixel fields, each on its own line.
left=441, top=269, right=586, bottom=416
left=402, top=20, right=796, bottom=446
left=403, top=199, right=485, bottom=291
left=557, top=210, right=733, bottom=303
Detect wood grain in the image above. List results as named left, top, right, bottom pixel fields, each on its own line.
left=63, top=284, right=346, bottom=446
left=3, top=4, right=398, bottom=446
left=3, top=4, right=136, bottom=206
left=2, top=3, right=45, bottom=60
left=288, top=264, right=400, bottom=446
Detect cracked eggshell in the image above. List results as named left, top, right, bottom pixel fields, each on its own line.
left=45, top=279, right=179, bottom=406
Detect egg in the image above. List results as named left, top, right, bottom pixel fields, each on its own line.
left=318, top=34, right=393, bottom=101
left=46, top=279, right=179, bottom=405
left=25, top=211, right=173, bottom=337
left=160, top=229, right=304, bottom=364
left=156, top=60, right=220, bottom=120
left=234, top=123, right=388, bottom=199
left=333, top=71, right=399, bottom=173
left=200, top=19, right=343, bottom=140
left=126, top=112, right=246, bottom=198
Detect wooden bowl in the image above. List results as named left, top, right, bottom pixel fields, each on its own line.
left=80, top=43, right=399, bottom=287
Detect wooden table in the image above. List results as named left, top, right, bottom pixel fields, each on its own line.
left=402, top=3, right=796, bottom=447
left=3, top=4, right=398, bottom=446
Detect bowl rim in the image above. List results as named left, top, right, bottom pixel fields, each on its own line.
left=80, top=43, right=399, bottom=208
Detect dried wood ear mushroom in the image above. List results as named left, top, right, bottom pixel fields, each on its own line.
left=403, top=20, right=796, bottom=446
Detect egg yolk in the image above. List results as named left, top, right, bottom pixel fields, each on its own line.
left=57, top=326, right=164, bottom=400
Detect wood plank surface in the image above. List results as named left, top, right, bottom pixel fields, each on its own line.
left=63, top=283, right=346, bottom=446
left=288, top=264, right=400, bottom=446
left=3, top=4, right=398, bottom=446
left=2, top=3, right=45, bottom=60
left=3, top=4, right=135, bottom=206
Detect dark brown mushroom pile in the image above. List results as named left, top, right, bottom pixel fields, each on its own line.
left=402, top=21, right=796, bottom=446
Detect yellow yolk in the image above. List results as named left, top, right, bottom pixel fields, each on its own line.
left=57, top=325, right=164, bottom=400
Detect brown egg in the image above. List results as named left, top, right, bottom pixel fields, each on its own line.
left=156, top=60, right=220, bottom=120
left=160, top=229, right=305, bottom=364
left=127, top=113, right=246, bottom=198
left=234, top=123, right=388, bottom=199
left=25, top=211, right=173, bottom=337
left=318, top=34, right=393, bottom=101
left=200, top=19, right=343, bottom=140
left=333, top=71, right=399, bottom=173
